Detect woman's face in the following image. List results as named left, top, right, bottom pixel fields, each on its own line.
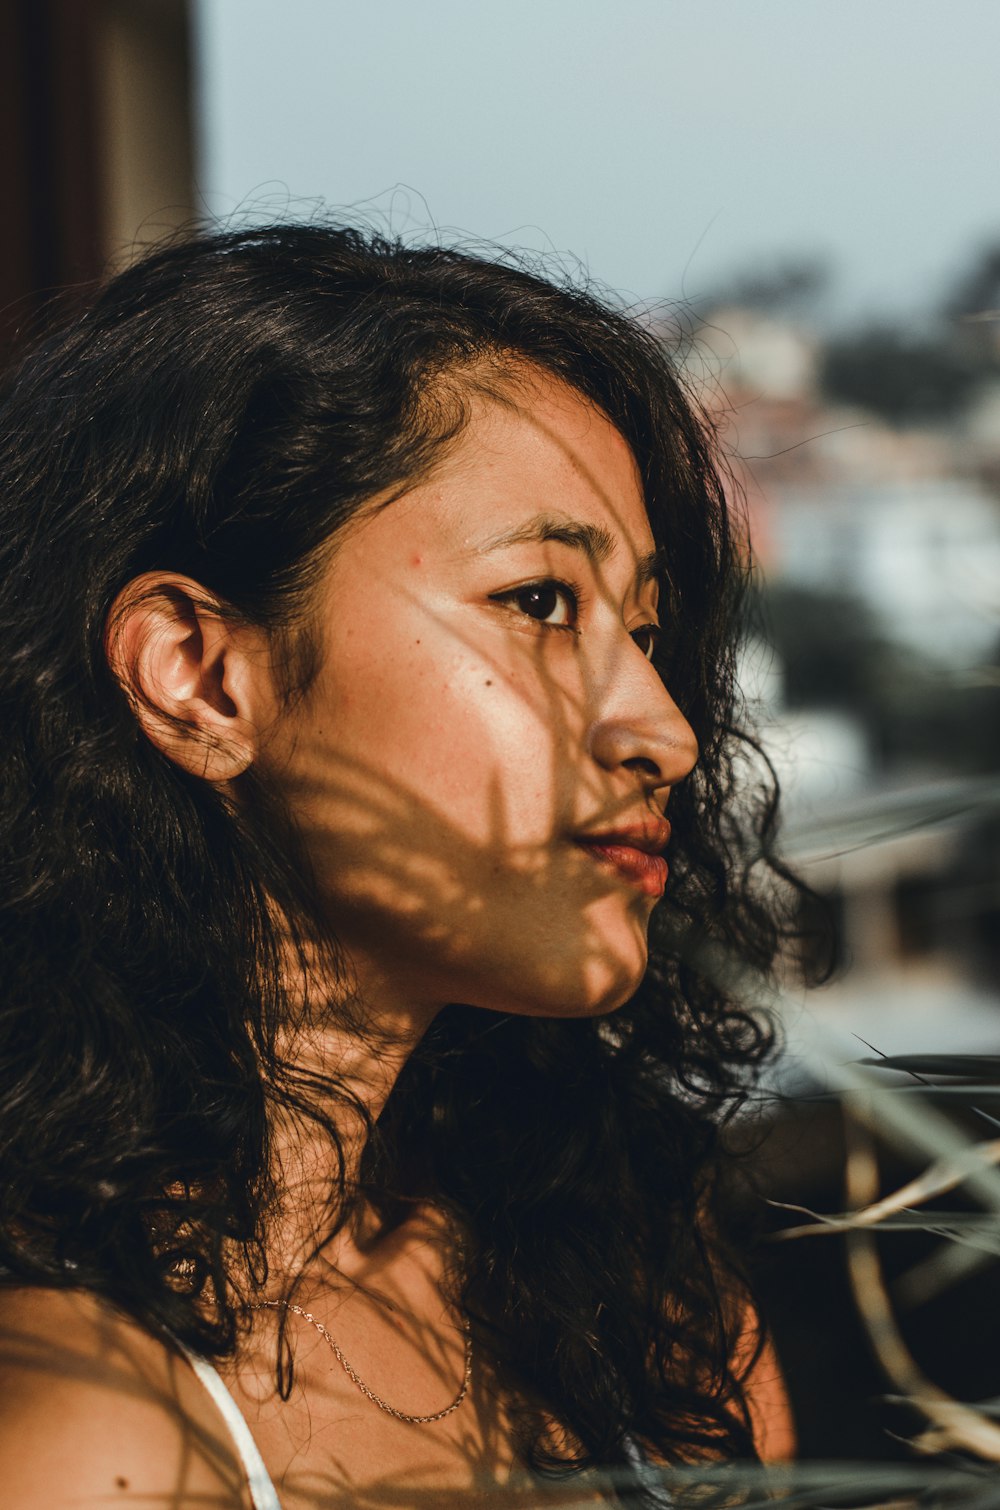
left=260, top=368, right=698, bottom=1019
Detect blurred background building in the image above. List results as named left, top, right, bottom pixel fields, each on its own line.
left=5, top=0, right=1000, bottom=1467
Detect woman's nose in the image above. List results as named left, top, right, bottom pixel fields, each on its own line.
left=587, top=655, right=699, bottom=793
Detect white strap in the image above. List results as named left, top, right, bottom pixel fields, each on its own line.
left=622, top=1434, right=675, bottom=1506
left=183, top=1350, right=283, bottom=1510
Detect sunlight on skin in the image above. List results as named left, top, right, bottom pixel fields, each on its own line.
left=257, top=367, right=698, bottom=1035
left=105, top=367, right=701, bottom=1505
left=224, top=371, right=699, bottom=1505
left=0, top=1289, right=253, bottom=1509
left=246, top=368, right=701, bottom=1286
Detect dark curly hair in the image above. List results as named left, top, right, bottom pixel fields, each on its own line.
left=0, top=223, right=796, bottom=1484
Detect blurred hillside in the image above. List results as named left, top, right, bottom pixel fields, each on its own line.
left=660, top=254, right=1000, bottom=1067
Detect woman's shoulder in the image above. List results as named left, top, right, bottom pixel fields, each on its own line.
left=0, top=1286, right=251, bottom=1508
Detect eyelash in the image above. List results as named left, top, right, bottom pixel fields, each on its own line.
left=489, top=578, right=661, bottom=661
left=630, top=623, right=661, bottom=662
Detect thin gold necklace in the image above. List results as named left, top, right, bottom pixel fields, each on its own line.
left=252, top=1299, right=474, bottom=1425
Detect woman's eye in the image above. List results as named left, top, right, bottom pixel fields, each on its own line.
left=631, top=624, right=661, bottom=661
left=494, top=580, right=579, bottom=628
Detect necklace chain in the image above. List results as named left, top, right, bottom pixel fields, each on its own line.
left=252, top=1299, right=474, bottom=1425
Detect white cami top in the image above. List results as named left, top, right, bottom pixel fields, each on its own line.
left=183, top=1350, right=283, bottom=1510
left=183, top=1349, right=674, bottom=1510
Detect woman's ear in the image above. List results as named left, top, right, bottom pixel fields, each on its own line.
left=105, top=572, right=278, bottom=782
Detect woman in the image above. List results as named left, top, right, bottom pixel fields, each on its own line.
left=0, top=225, right=795, bottom=1507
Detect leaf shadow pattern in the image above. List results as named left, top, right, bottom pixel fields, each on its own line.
left=0, top=1310, right=248, bottom=1509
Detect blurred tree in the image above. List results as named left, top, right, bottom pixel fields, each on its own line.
left=820, top=325, right=978, bottom=424
left=757, top=583, right=1000, bottom=774
left=757, top=583, right=903, bottom=710
left=945, top=243, right=1000, bottom=323
left=818, top=244, right=1000, bottom=425
left=944, top=242, right=1000, bottom=374
left=707, top=258, right=831, bottom=320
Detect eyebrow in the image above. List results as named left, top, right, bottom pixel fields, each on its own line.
left=479, top=513, right=666, bottom=587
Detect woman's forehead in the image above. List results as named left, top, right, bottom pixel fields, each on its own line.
left=350, top=371, right=654, bottom=567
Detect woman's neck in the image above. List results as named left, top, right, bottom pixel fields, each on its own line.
left=263, top=958, right=443, bottom=1287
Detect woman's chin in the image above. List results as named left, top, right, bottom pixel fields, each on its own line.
left=487, top=928, right=649, bottom=1020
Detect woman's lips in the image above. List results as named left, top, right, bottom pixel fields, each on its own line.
left=575, top=841, right=669, bottom=898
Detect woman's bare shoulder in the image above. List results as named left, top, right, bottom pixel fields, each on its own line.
left=0, top=1286, right=250, bottom=1508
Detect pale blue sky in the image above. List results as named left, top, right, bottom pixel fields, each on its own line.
left=194, top=0, right=1000, bottom=326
